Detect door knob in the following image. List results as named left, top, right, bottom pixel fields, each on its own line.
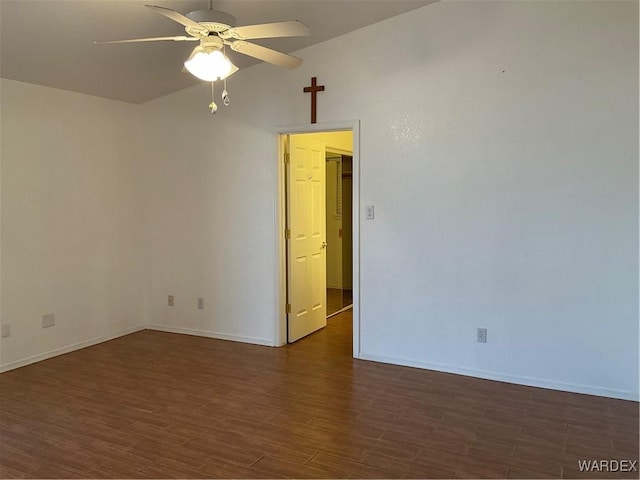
left=321, top=241, right=328, bottom=249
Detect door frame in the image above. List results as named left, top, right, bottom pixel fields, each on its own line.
left=273, top=120, right=360, bottom=357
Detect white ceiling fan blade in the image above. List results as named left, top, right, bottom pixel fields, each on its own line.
left=145, top=5, right=209, bottom=35
left=95, top=36, right=199, bottom=44
left=226, top=21, right=310, bottom=40
left=229, top=41, right=302, bottom=69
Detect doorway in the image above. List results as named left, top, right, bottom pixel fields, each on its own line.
left=325, top=151, right=353, bottom=318
left=275, top=121, right=360, bottom=355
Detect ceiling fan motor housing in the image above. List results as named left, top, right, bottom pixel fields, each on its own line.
left=185, top=9, right=236, bottom=35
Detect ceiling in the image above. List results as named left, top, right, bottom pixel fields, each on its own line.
left=0, top=0, right=435, bottom=104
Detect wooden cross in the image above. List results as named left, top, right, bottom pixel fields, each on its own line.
left=303, top=76, right=325, bottom=124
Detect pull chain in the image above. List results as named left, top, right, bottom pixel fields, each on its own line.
left=209, top=81, right=218, bottom=114
left=221, top=44, right=230, bottom=106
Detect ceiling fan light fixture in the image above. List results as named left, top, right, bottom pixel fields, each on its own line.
left=96, top=4, right=310, bottom=110
left=184, top=47, right=233, bottom=82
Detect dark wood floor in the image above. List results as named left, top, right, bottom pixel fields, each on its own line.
left=0, top=312, right=637, bottom=479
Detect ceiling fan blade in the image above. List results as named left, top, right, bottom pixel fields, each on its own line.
left=145, top=5, right=209, bottom=35
left=226, top=21, right=310, bottom=40
left=95, top=36, right=199, bottom=44
left=228, top=41, right=302, bottom=69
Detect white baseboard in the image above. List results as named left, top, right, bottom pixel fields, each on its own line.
left=0, top=325, right=146, bottom=373
left=146, top=324, right=274, bottom=347
left=4, top=326, right=634, bottom=402
left=357, top=352, right=639, bottom=402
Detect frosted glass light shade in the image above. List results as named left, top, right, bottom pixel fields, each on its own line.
left=185, top=49, right=232, bottom=82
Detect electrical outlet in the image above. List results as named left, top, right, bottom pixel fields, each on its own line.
left=197, top=297, right=204, bottom=310
left=42, top=313, right=55, bottom=329
left=477, top=328, right=487, bottom=343
left=1, top=323, right=10, bottom=338
left=365, top=205, right=375, bottom=219
left=168, top=295, right=174, bottom=307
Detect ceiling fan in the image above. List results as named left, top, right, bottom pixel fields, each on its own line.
left=96, top=1, right=310, bottom=112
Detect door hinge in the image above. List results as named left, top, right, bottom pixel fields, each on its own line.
left=284, top=153, right=290, bottom=164
left=286, top=303, right=292, bottom=314
left=285, top=229, right=291, bottom=240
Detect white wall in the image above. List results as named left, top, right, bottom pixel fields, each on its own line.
left=138, top=0, right=638, bottom=400
left=0, top=79, right=147, bottom=370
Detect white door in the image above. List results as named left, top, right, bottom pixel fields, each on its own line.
left=287, top=134, right=327, bottom=342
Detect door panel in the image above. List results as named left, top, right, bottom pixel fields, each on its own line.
left=287, top=135, right=326, bottom=342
